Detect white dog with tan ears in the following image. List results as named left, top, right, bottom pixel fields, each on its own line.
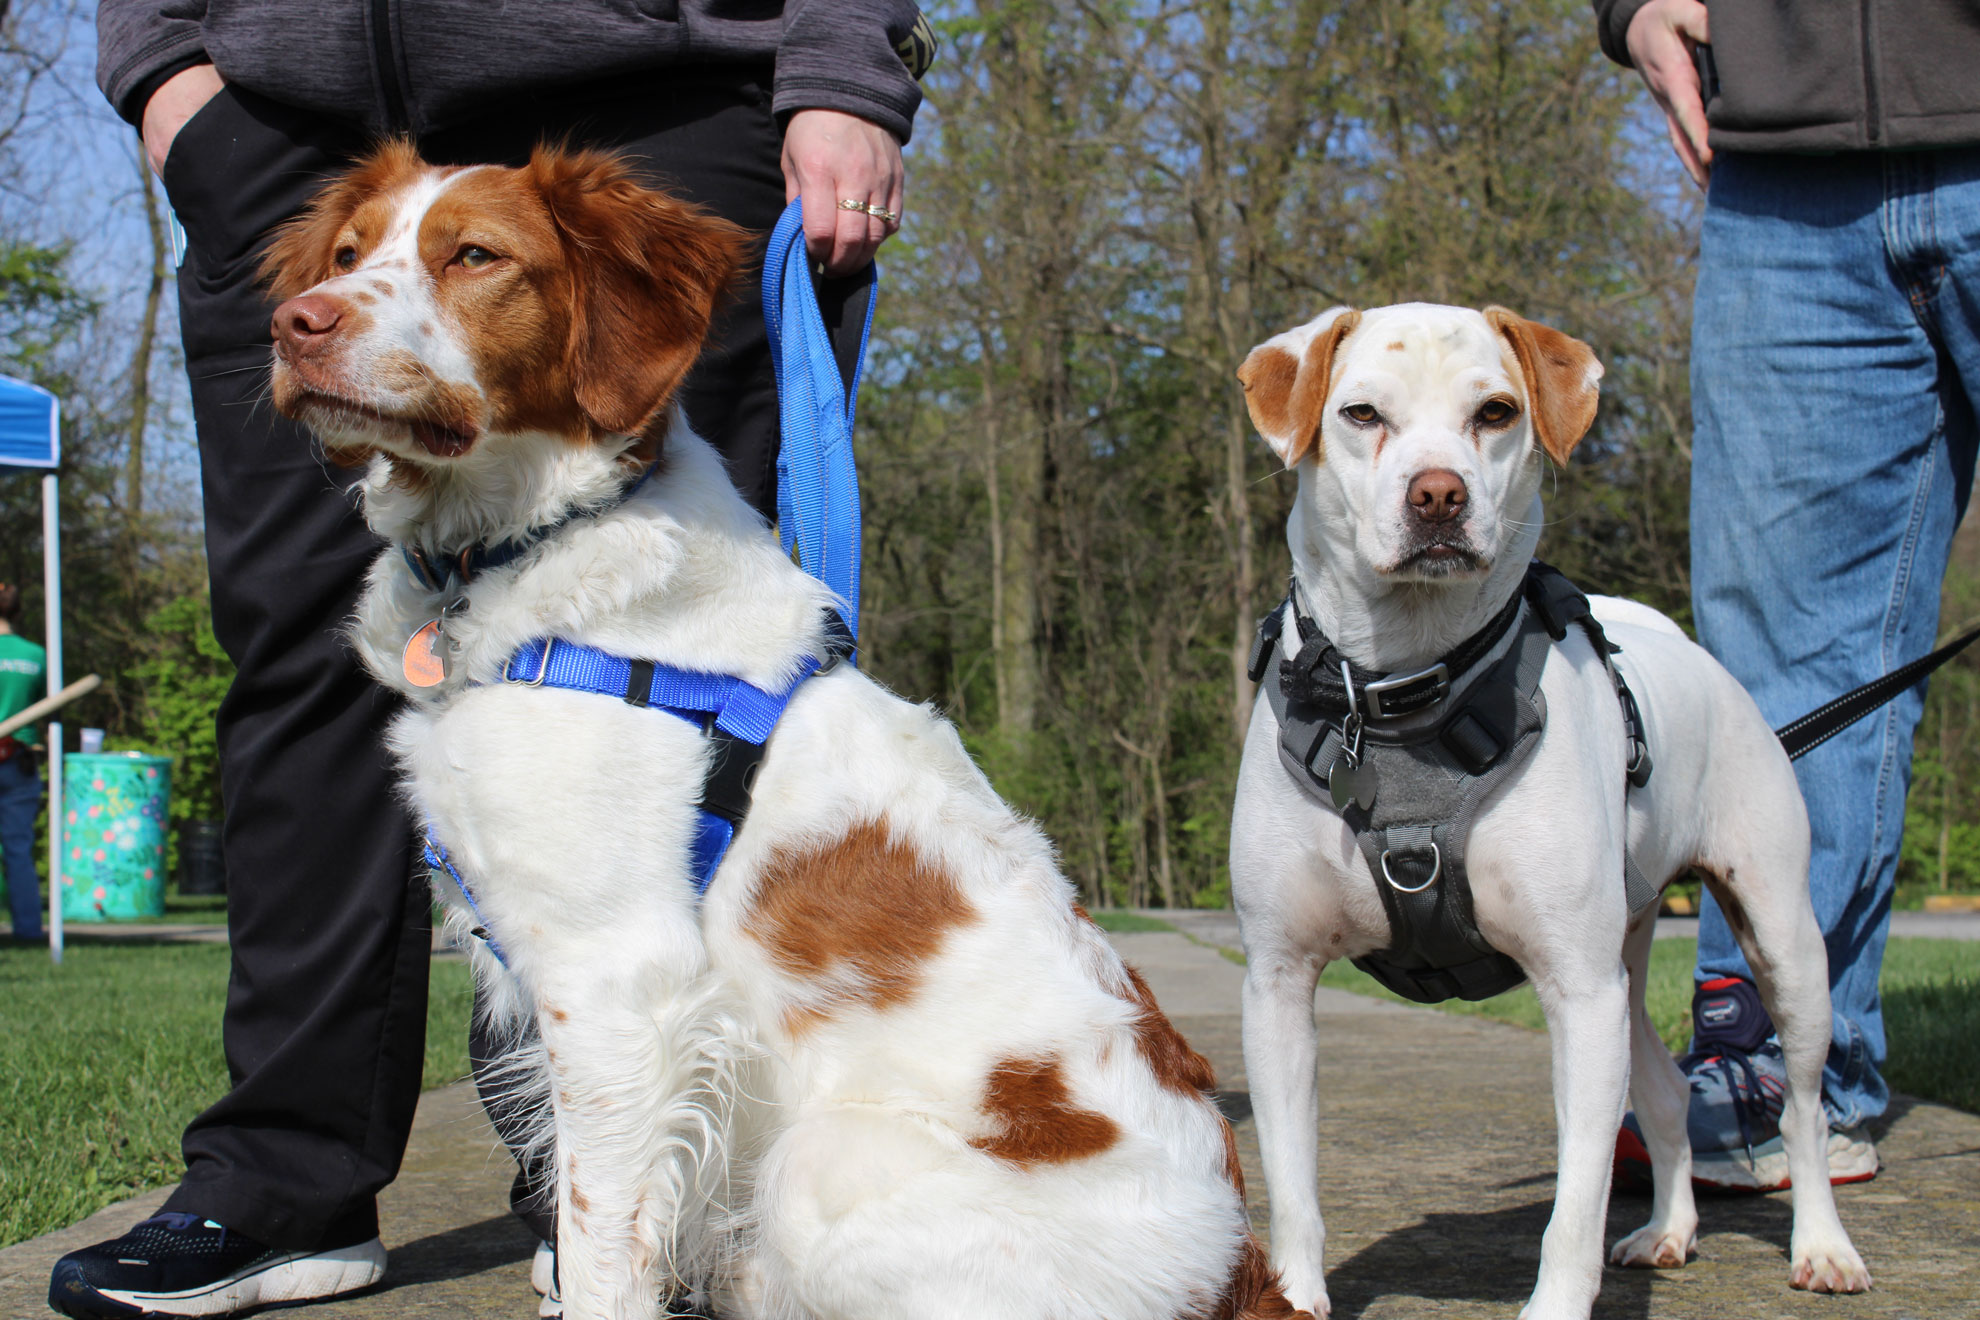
left=1227, top=303, right=1870, bottom=1319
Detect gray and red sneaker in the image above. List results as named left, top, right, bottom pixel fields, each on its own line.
left=1613, top=976, right=1878, bottom=1193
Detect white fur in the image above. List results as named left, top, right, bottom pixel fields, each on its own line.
left=1230, top=304, right=1870, bottom=1318
left=294, top=167, right=1275, bottom=1320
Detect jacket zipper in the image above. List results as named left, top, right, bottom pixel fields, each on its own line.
left=1860, top=0, right=1882, bottom=146
left=371, top=0, right=410, bottom=133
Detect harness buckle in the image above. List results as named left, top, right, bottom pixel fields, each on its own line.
left=1362, top=662, right=1450, bottom=721
left=1380, top=842, right=1442, bottom=894
left=506, top=638, right=553, bottom=688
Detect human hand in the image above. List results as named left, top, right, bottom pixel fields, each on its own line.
left=141, top=64, right=226, bottom=177
left=781, top=108, right=904, bottom=276
left=1626, top=0, right=1712, bottom=189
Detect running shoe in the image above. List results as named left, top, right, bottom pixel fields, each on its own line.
left=1613, top=976, right=1879, bottom=1192
left=47, top=1212, right=385, bottom=1318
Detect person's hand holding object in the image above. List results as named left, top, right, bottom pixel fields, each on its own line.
left=781, top=108, right=904, bottom=276
left=141, top=63, right=226, bottom=177
left=1626, top=0, right=1713, bottom=189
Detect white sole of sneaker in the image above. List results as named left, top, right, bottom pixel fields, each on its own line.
left=532, top=1241, right=554, bottom=1297
left=1691, top=1128, right=1879, bottom=1192
left=95, top=1238, right=386, bottom=1316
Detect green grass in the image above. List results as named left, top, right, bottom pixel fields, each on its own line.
left=1085, top=909, right=1178, bottom=933
left=0, top=941, right=475, bottom=1249
left=1315, top=937, right=1979, bottom=1115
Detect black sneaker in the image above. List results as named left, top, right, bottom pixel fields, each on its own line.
left=48, top=1212, right=385, bottom=1318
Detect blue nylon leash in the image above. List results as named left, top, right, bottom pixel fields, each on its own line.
left=764, top=197, right=875, bottom=647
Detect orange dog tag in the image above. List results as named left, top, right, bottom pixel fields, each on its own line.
left=402, top=620, right=448, bottom=688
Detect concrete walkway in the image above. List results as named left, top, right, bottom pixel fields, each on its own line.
left=3, top=928, right=1975, bottom=1319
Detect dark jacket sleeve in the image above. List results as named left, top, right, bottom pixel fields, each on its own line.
left=1592, top=0, right=1652, bottom=68
left=774, top=0, right=930, bottom=143
left=97, top=0, right=211, bottom=126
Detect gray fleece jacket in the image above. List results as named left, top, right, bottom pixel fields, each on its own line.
left=98, top=0, right=934, bottom=143
left=1594, top=0, right=1980, bottom=152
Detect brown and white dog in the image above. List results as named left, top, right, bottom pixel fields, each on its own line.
left=263, top=141, right=1304, bottom=1320
left=1229, top=304, right=1871, bottom=1319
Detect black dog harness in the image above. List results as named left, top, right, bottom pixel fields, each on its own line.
left=1252, top=562, right=1659, bottom=1003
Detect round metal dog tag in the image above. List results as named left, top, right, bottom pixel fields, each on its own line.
left=402, top=620, right=449, bottom=688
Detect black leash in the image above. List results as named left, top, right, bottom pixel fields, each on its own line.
left=1776, top=622, right=1980, bottom=761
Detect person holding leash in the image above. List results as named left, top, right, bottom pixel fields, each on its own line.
left=0, top=583, right=47, bottom=945
left=1594, top=0, right=1980, bottom=1189
left=51, top=6, right=929, bottom=1317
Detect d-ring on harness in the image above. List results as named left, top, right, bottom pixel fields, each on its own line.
left=1252, top=562, right=1659, bottom=1004
left=425, top=198, right=874, bottom=967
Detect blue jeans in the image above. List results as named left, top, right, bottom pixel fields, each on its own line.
left=0, top=752, right=43, bottom=939
left=1691, top=149, right=1980, bottom=1128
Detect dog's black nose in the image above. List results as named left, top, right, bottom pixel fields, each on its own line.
left=1407, top=469, right=1467, bottom=523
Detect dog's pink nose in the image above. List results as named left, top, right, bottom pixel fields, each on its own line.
left=272, top=294, right=345, bottom=359
left=1407, top=469, right=1467, bottom=523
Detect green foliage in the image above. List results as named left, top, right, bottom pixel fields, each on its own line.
left=115, top=594, right=233, bottom=825
left=1897, top=553, right=1980, bottom=900
left=0, top=239, right=96, bottom=382
left=0, top=941, right=475, bottom=1248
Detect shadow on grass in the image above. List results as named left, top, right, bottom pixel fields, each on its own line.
left=381, top=1213, right=537, bottom=1290
left=1322, top=1190, right=1795, bottom=1319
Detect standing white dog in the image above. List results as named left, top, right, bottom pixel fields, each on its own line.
left=1227, top=303, right=1870, bottom=1319
left=260, top=143, right=1306, bottom=1320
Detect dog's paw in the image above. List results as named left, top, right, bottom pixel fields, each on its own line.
left=1608, top=1222, right=1696, bottom=1270
left=1790, top=1239, right=1870, bottom=1294
left=1283, top=1274, right=1330, bottom=1314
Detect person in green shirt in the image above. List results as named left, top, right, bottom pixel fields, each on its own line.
left=0, top=582, right=47, bottom=942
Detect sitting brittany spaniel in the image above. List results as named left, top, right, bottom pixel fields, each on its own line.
left=262, top=141, right=1303, bottom=1320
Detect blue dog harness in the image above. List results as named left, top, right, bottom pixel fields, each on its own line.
left=425, top=198, right=872, bottom=964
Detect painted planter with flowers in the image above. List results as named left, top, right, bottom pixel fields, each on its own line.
left=60, top=753, right=171, bottom=922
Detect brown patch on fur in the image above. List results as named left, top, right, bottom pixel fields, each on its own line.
left=524, top=147, right=744, bottom=437
left=569, top=1185, right=590, bottom=1215
left=745, top=820, right=977, bottom=1034
left=1236, top=347, right=1299, bottom=442
left=1385, top=340, right=1405, bottom=351
left=1207, top=1237, right=1310, bottom=1320
left=1219, top=1113, right=1246, bottom=1197
left=260, top=139, right=430, bottom=299
left=969, top=1055, right=1121, bottom=1166
left=1698, top=866, right=1751, bottom=939
left=1237, top=310, right=1362, bottom=468
left=1482, top=306, right=1601, bottom=467
left=1117, top=962, right=1218, bottom=1096
left=546, top=1006, right=569, bottom=1023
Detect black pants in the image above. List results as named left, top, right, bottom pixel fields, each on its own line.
left=158, top=73, right=870, bottom=1252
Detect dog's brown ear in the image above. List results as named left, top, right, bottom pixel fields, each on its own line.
left=1483, top=307, right=1603, bottom=467
left=533, top=146, right=746, bottom=437
left=1238, top=308, right=1361, bottom=468
left=260, top=140, right=427, bottom=300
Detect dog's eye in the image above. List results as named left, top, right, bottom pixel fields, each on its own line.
left=334, top=246, right=359, bottom=271
left=455, top=245, right=498, bottom=270
left=1341, top=403, right=1380, bottom=426
left=1477, top=398, right=1519, bottom=426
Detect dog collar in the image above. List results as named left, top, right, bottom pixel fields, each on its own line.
left=1269, top=585, right=1523, bottom=725
left=402, top=461, right=660, bottom=593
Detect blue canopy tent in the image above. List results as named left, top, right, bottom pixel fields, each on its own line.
left=0, top=374, right=64, bottom=961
